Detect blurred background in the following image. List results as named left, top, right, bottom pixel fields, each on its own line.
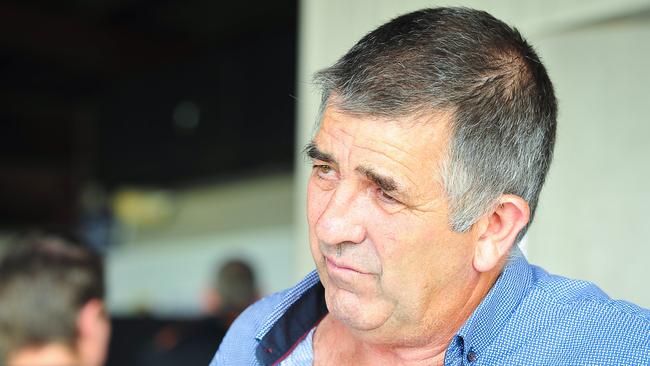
left=0, top=0, right=648, bottom=364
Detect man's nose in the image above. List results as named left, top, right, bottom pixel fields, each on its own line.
left=315, top=183, right=366, bottom=246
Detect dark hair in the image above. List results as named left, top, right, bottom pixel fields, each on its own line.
left=314, top=7, right=557, bottom=239
left=0, top=233, right=105, bottom=356
left=215, top=260, right=257, bottom=313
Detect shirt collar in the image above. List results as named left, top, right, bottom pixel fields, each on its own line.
left=255, top=270, right=326, bottom=365
left=255, top=270, right=322, bottom=341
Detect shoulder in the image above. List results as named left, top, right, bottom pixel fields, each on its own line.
left=529, top=264, right=649, bottom=322
left=208, top=289, right=289, bottom=366
left=503, top=265, right=650, bottom=363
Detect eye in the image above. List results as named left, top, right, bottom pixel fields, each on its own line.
left=313, top=164, right=337, bottom=180
left=376, top=188, right=400, bottom=204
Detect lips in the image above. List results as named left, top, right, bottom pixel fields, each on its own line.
left=324, top=256, right=368, bottom=275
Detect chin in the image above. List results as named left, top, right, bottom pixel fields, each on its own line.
left=325, top=286, right=392, bottom=332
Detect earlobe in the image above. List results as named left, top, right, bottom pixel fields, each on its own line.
left=474, top=236, right=500, bottom=272
left=473, top=195, right=530, bottom=273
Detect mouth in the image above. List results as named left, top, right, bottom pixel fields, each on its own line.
left=324, top=256, right=368, bottom=275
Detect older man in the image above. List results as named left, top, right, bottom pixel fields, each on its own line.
left=212, top=7, right=650, bottom=365
left=0, top=234, right=110, bottom=366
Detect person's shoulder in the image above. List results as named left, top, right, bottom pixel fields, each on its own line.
left=510, top=265, right=650, bottom=363
left=529, top=264, right=649, bottom=321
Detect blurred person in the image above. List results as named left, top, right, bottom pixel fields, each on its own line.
left=0, top=234, right=110, bottom=366
left=212, top=7, right=650, bottom=365
left=203, top=259, right=259, bottom=325
left=137, top=259, right=258, bottom=366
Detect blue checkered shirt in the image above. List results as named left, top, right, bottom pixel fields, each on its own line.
left=210, top=251, right=650, bottom=365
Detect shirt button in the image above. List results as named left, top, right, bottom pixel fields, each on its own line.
left=467, top=351, right=478, bottom=363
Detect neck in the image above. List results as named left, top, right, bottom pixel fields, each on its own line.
left=8, top=343, right=79, bottom=366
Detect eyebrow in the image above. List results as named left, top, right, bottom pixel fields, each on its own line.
left=304, top=141, right=335, bottom=163
left=356, top=166, right=398, bottom=192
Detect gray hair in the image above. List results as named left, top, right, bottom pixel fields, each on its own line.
left=313, top=7, right=557, bottom=240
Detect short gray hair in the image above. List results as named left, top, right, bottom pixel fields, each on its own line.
left=313, top=7, right=557, bottom=240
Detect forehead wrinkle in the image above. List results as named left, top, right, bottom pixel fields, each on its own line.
left=368, top=143, right=418, bottom=177
left=353, top=143, right=418, bottom=180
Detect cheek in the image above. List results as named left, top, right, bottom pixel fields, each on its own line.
left=369, top=212, right=415, bottom=257
left=373, top=215, right=449, bottom=281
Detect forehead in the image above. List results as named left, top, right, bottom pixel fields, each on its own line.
left=314, top=107, right=451, bottom=166
left=313, top=107, right=452, bottom=198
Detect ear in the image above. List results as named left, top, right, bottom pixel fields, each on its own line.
left=77, top=299, right=111, bottom=366
left=473, top=194, right=530, bottom=273
left=77, top=299, right=104, bottom=339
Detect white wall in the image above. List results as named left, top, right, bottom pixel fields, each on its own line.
left=106, top=174, right=295, bottom=315
left=527, top=18, right=650, bottom=307
left=295, top=0, right=650, bottom=306
left=108, top=226, right=293, bottom=315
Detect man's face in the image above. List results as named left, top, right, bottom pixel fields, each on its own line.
left=307, top=106, right=479, bottom=339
